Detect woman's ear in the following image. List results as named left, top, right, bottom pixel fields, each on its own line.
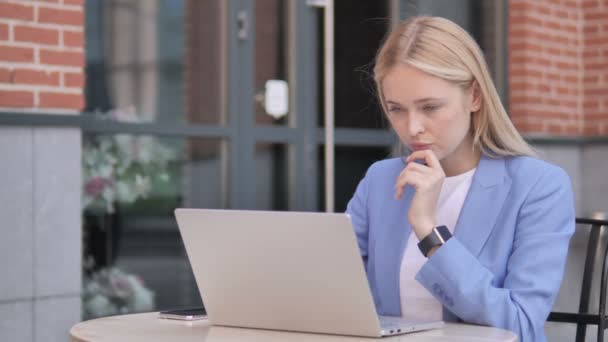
left=470, top=82, right=481, bottom=112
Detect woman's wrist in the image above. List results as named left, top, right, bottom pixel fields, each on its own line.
left=413, top=219, right=436, bottom=240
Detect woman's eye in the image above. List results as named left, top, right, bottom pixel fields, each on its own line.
left=388, top=106, right=402, bottom=113
left=422, top=104, right=440, bottom=113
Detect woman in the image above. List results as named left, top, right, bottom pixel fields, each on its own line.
left=346, top=16, right=575, bottom=342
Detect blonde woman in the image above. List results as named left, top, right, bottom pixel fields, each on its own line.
left=346, top=16, right=574, bottom=342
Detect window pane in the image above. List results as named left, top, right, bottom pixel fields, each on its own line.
left=318, top=0, right=389, bottom=129
left=82, top=134, right=224, bottom=318
left=318, top=145, right=392, bottom=212
left=255, top=143, right=289, bottom=210
left=84, top=0, right=228, bottom=125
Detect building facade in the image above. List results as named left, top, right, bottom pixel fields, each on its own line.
left=0, top=0, right=606, bottom=341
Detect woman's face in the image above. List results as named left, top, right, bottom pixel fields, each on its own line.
left=381, top=64, right=480, bottom=168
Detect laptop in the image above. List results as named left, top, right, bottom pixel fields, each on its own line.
left=174, top=208, right=444, bottom=337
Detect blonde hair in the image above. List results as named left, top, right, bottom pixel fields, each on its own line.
left=374, top=16, right=535, bottom=157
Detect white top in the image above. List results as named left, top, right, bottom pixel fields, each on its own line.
left=400, top=168, right=476, bottom=321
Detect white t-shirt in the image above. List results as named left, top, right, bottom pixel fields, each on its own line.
left=399, top=168, right=476, bottom=321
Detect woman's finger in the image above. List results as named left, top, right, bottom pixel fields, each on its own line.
left=406, top=149, right=443, bottom=172
left=404, top=160, right=433, bottom=173
left=394, top=169, right=425, bottom=199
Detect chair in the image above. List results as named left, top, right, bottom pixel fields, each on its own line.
left=548, top=217, right=608, bottom=342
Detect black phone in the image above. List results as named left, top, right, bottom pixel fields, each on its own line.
left=158, top=307, right=207, bottom=321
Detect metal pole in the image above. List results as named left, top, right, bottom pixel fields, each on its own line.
left=307, top=0, right=334, bottom=212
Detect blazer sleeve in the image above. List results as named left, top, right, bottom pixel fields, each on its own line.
left=415, top=166, right=575, bottom=342
left=345, top=170, right=371, bottom=266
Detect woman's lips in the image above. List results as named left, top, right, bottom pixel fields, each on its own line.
left=411, top=144, right=432, bottom=151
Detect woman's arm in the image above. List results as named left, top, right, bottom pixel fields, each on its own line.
left=416, top=166, right=575, bottom=342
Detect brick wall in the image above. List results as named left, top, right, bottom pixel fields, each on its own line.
left=509, top=0, right=608, bottom=136
left=582, top=0, right=608, bottom=135
left=0, top=0, right=84, bottom=112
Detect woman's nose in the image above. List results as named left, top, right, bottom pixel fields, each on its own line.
left=407, top=113, right=425, bottom=137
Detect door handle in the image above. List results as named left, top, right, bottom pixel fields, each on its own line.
left=237, top=10, right=249, bottom=41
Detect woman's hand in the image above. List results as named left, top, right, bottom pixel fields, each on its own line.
left=394, top=149, right=445, bottom=240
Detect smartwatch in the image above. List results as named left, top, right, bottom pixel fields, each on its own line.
left=418, top=225, right=452, bottom=257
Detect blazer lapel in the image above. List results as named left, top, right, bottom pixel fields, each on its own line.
left=453, top=155, right=512, bottom=257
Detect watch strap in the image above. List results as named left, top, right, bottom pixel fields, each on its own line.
left=417, top=225, right=452, bottom=257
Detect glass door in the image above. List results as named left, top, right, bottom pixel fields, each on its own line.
left=225, top=0, right=323, bottom=211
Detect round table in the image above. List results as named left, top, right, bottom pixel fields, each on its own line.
left=70, top=312, right=517, bottom=342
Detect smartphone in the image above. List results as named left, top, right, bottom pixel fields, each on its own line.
left=158, top=307, right=207, bottom=321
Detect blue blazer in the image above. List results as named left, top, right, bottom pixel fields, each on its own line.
left=346, top=154, right=575, bottom=342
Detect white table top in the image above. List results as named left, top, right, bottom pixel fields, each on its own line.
left=70, top=312, right=517, bottom=342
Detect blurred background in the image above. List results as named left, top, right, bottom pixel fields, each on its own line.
left=0, top=0, right=606, bottom=341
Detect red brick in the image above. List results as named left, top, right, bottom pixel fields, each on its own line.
left=562, top=49, right=579, bottom=58
left=64, top=72, right=84, bottom=88
left=39, top=92, right=83, bottom=110
left=510, top=94, right=544, bottom=104
left=514, top=121, right=544, bottom=133
left=555, top=61, right=578, bottom=70
left=533, top=2, right=552, bottom=15
left=0, top=67, right=10, bottom=83
left=0, top=46, right=35, bottom=63
left=63, top=30, right=83, bottom=48
left=546, top=46, right=562, bottom=56
left=584, top=25, right=600, bottom=34
left=546, top=123, right=565, bottom=135
left=524, top=110, right=574, bottom=120
left=40, top=49, right=84, bottom=67
left=582, top=0, right=601, bottom=9
left=12, top=69, right=60, bottom=86
left=38, top=7, right=83, bottom=26
left=510, top=1, right=534, bottom=13
left=0, top=3, right=34, bottom=21
left=586, top=61, right=608, bottom=70
left=563, top=11, right=575, bottom=20
left=585, top=36, right=608, bottom=46
left=585, top=12, right=608, bottom=21
left=537, top=83, right=551, bottom=92
left=554, top=9, right=570, bottom=20
left=545, top=20, right=561, bottom=31
left=564, top=0, right=581, bottom=7
left=0, top=23, right=8, bottom=40
left=584, top=75, right=600, bottom=83
left=583, top=125, right=602, bottom=136
left=562, top=100, right=579, bottom=108
left=586, top=113, right=608, bottom=120
left=564, top=125, right=581, bottom=135
left=545, top=98, right=562, bottom=106
left=0, top=90, right=34, bottom=107
left=514, top=15, right=544, bottom=28
left=14, top=25, right=59, bottom=45
left=586, top=88, right=608, bottom=96
left=584, top=50, right=601, bottom=59
left=64, top=0, right=84, bottom=5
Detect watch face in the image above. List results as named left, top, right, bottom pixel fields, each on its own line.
left=436, top=225, right=451, bottom=240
